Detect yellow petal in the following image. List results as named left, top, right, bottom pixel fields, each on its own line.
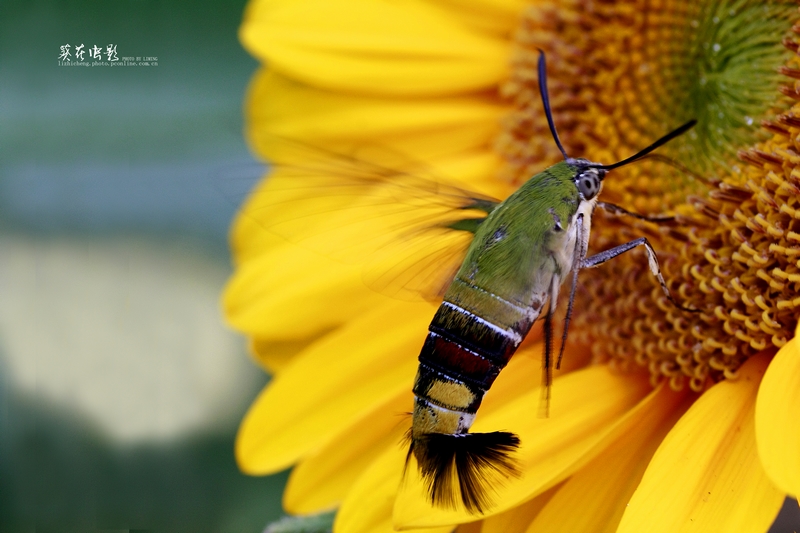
left=229, top=200, right=285, bottom=267
left=756, top=334, right=800, bottom=497
left=479, top=335, right=591, bottom=416
left=284, top=388, right=412, bottom=514
left=429, top=0, right=529, bottom=37
left=229, top=171, right=500, bottom=306
left=231, top=144, right=507, bottom=268
left=229, top=167, right=376, bottom=266
left=235, top=300, right=431, bottom=474
left=394, top=365, right=653, bottom=528
left=477, top=337, right=590, bottom=420
left=481, top=484, right=561, bottom=533
left=240, top=0, right=510, bottom=96
left=249, top=336, right=318, bottom=373
left=526, top=384, right=692, bottom=533
left=617, top=352, right=785, bottom=533
left=222, top=241, right=385, bottom=340
left=334, top=442, right=452, bottom=533
left=246, top=69, right=509, bottom=165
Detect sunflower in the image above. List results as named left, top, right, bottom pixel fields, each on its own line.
left=224, top=0, right=800, bottom=532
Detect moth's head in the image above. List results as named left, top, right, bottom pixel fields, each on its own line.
left=568, top=158, right=605, bottom=201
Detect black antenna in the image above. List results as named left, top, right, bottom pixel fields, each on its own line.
left=589, top=120, right=697, bottom=171
left=537, top=50, right=569, bottom=160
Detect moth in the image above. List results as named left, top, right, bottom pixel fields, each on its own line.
left=404, top=51, right=696, bottom=513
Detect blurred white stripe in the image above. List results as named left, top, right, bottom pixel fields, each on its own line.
left=0, top=233, right=263, bottom=442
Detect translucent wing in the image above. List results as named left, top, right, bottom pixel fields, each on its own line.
left=220, top=138, right=501, bottom=301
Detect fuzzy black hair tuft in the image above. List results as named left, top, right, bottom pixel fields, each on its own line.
left=406, top=431, right=520, bottom=514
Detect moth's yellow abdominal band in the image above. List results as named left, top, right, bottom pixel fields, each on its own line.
left=426, top=379, right=477, bottom=410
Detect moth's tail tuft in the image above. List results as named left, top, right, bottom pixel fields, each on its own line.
left=406, top=431, right=520, bottom=514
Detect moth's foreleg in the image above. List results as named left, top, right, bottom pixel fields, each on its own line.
left=557, top=213, right=586, bottom=370
left=596, top=201, right=676, bottom=224
left=582, top=237, right=697, bottom=313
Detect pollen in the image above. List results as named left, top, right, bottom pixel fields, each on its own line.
left=498, top=0, right=800, bottom=390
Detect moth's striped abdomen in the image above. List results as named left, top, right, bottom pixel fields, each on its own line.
left=408, top=278, right=540, bottom=512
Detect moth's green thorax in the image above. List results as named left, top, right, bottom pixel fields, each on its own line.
left=452, top=160, right=600, bottom=311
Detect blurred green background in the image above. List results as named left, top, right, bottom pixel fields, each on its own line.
left=1, top=1, right=799, bottom=532
left=0, top=0, right=289, bottom=531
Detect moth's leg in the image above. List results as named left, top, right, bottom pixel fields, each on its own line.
left=582, top=237, right=698, bottom=313
left=597, top=201, right=675, bottom=224
left=557, top=213, right=586, bottom=370
left=540, top=272, right=560, bottom=418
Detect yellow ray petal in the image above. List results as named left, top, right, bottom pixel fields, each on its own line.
left=617, top=352, right=785, bottom=533
left=229, top=168, right=376, bottom=266
left=428, top=151, right=508, bottom=198
left=231, top=142, right=507, bottom=265
left=240, top=0, right=510, bottom=97
left=394, top=365, right=653, bottom=528
left=334, top=442, right=451, bottom=533
left=478, top=336, right=590, bottom=418
left=229, top=174, right=496, bottom=306
left=229, top=204, right=285, bottom=267
left=756, top=333, right=800, bottom=497
left=481, top=484, right=561, bottom=533
left=222, top=241, right=387, bottom=340
left=249, top=336, right=318, bottom=373
left=235, top=300, right=431, bottom=474
left=246, top=69, right=509, bottom=166
left=284, top=388, right=413, bottom=514
left=455, top=521, right=482, bottom=533
left=525, top=384, right=692, bottom=533
left=242, top=69, right=512, bottom=198
left=429, top=0, right=529, bottom=37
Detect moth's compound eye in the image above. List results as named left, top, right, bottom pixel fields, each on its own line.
left=576, top=170, right=601, bottom=200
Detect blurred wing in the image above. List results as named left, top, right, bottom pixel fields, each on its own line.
left=220, top=139, right=501, bottom=302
